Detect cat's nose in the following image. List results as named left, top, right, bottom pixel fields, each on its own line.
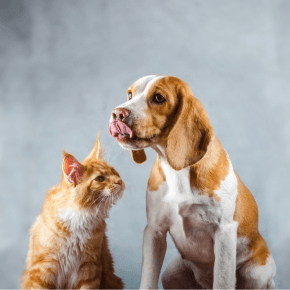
left=111, top=108, right=130, bottom=121
left=116, top=179, right=123, bottom=186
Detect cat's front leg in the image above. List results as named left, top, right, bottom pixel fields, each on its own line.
left=75, top=261, right=102, bottom=289
left=21, top=266, right=56, bottom=289
left=99, top=234, right=124, bottom=289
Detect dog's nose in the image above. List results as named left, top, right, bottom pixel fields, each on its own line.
left=111, top=108, right=130, bottom=121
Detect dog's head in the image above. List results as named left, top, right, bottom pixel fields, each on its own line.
left=109, top=75, right=214, bottom=170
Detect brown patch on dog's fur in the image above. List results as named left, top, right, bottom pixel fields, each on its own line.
left=234, top=173, right=270, bottom=266
left=189, top=138, right=229, bottom=201
left=148, top=155, right=166, bottom=192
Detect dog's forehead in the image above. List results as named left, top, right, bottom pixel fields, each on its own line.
left=130, top=75, right=165, bottom=95
left=133, top=75, right=157, bottom=92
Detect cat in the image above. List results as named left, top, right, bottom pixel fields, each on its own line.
left=21, top=134, right=125, bottom=289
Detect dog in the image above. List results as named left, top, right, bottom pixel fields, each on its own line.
left=109, top=75, right=276, bottom=289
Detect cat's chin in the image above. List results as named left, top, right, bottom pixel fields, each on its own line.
left=92, top=188, right=124, bottom=214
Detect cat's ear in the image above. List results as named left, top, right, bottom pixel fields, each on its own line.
left=86, top=132, right=104, bottom=161
left=62, top=151, right=85, bottom=186
left=131, top=149, right=147, bottom=164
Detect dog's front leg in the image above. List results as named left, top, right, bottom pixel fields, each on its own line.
left=139, top=225, right=167, bottom=289
left=213, top=221, right=238, bottom=289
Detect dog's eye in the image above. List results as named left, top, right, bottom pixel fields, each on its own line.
left=152, top=94, right=165, bottom=104
left=128, top=92, right=132, bottom=100
left=95, top=175, right=105, bottom=182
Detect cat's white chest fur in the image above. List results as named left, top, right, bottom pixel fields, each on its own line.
left=57, top=208, right=98, bottom=288
left=58, top=208, right=97, bottom=247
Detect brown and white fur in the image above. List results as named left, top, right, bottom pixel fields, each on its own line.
left=109, top=75, right=276, bottom=289
left=21, top=134, right=125, bottom=289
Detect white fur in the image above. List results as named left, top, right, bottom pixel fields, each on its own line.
left=211, top=161, right=239, bottom=288
left=236, top=236, right=252, bottom=266
left=213, top=221, right=238, bottom=289
left=133, top=75, right=158, bottom=94
left=56, top=208, right=99, bottom=288
left=160, top=156, right=192, bottom=204
left=58, top=208, right=97, bottom=248
left=214, top=158, right=238, bottom=221
left=242, top=255, right=276, bottom=289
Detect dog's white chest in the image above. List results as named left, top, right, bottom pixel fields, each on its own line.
left=168, top=195, right=220, bottom=263
left=159, top=158, right=221, bottom=263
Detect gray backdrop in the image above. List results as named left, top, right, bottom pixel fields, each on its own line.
left=1, top=0, right=290, bottom=288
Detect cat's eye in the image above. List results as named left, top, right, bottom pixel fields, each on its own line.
left=95, top=175, right=105, bottom=182
left=128, top=92, right=132, bottom=100
left=152, top=94, right=165, bottom=104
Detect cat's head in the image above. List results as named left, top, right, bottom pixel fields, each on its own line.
left=61, top=133, right=124, bottom=217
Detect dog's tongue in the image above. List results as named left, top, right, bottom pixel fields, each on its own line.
left=109, top=120, right=133, bottom=140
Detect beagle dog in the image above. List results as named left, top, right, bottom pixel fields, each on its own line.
left=109, top=75, right=276, bottom=289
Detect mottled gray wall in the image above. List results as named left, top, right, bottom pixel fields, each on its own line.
left=1, top=0, right=290, bottom=288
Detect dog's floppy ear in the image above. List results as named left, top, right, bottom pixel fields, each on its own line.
left=166, top=86, right=214, bottom=171
left=131, top=149, right=147, bottom=164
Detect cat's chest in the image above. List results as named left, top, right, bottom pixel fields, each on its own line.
left=56, top=236, right=84, bottom=288
left=56, top=208, right=102, bottom=288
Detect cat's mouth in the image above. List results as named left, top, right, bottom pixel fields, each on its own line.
left=93, top=186, right=124, bottom=200
left=90, top=187, right=124, bottom=216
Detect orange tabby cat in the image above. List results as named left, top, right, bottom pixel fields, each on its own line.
left=21, top=134, right=125, bottom=289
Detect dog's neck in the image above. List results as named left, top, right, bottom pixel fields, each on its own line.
left=151, top=143, right=192, bottom=199
left=151, top=137, right=229, bottom=194
left=151, top=143, right=166, bottom=159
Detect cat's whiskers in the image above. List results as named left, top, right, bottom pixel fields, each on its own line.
left=104, top=197, right=110, bottom=214
left=104, top=190, right=114, bottom=212
left=108, top=186, right=122, bottom=205
left=87, top=188, right=105, bottom=209
left=107, top=188, right=114, bottom=201
left=94, top=194, right=106, bottom=211
left=87, top=194, right=100, bottom=211
left=85, top=194, right=94, bottom=207
left=111, top=147, right=124, bottom=163
left=105, top=141, right=115, bottom=163
left=106, top=142, right=124, bottom=163
left=94, top=194, right=109, bottom=220
left=92, top=192, right=103, bottom=203
left=111, top=191, right=116, bottom=205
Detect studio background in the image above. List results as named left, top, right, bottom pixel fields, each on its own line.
left=1, top=0, right=290, bottom=288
